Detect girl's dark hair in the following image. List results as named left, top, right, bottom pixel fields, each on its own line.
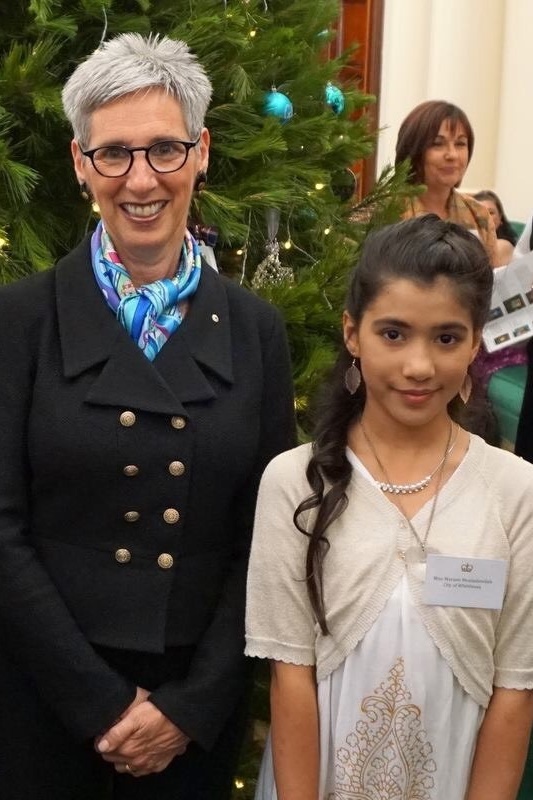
left=473, top=189, right=517, bottom=246
left=395, top=100, right=474, bottom=185
left=295, top=215, right=494, bottom=634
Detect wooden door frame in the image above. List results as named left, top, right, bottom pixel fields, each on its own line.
left=336, top=0, right=385, bottom=196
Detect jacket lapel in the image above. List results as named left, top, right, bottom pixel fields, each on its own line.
left=55, top=238, right=234, bottom=415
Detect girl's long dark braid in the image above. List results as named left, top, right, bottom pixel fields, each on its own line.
left=293, top=352, right=364, bottom=634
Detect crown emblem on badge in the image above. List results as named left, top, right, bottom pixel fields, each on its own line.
left=461, top=562, right=474, bottom=573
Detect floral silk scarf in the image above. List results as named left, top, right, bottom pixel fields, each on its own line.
left=91, top=220, right=201, bottom=361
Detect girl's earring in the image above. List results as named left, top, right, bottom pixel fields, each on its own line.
left=344, top=358, right=361, bottom=395
left=459, top=373, right=472, bottom=404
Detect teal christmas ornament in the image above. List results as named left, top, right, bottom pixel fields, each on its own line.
left=325, top=82, right=345, bottom=115
left=263, top=88, right=294, bottom=122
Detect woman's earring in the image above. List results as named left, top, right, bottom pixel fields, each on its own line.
left=79, top=182, right=91, bottom=201
left=194, top=171, right=207, bottom=192
left=459, top=373, right=472, bottom=404
left=344, top=359, right=361, bottom=395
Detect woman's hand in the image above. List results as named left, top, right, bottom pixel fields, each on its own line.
left=96, top=699, right=190, bottom=777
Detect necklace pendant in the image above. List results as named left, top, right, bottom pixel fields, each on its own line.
left=404, top=545, right=425, bottom=564
left=404, top=545, right=438, bottom=564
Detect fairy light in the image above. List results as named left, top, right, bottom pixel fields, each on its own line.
left=0, top=237, right=7, bottom=249
left=283, top=239, right=292, bottom=250
left=249, top=29, right=257, bottom=37
left=315, top=182, right=325, bottom=190
left=234, top=778, right=245, bottom=790
left=236, top=248, right=244, bottom=256
left=324, top=227, right=331, bottom=235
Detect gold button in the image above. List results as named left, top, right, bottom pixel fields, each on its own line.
left=170, top=416, right=186, bottom=430
left=163, top=508, right=180, bottom=524
left=119, top=411, right=136, bottom=427
left=124, top=511, right=140, bottom=522
left=157, top=552, right=174, bottom=569
left=115, top=548, right=131, bottom=564
left=168, top=461, right=185, bottom=477
left=211, top=313, right=219, bottom=323
left=123, top=465, right=139, bottom=477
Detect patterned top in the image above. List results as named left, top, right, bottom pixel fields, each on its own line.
left=402, top=189, right=498, bottom=267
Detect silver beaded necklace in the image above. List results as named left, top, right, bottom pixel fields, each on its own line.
left=360, top=421, right=456, bottom=562
left=360, top=422, right=458, bottom=494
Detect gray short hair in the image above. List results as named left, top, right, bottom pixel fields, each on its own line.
left=62, top=33, right=213, bottom=147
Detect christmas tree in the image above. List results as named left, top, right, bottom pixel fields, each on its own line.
left=0, top=0, right=413, bottom=436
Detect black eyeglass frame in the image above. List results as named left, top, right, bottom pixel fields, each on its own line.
left=80, top=137, right=201, bottom=177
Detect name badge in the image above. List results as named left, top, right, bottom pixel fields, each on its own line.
left=423, top=555, right=507, bottom=609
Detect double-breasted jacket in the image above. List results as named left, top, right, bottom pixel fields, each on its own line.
left=0, top=237, right=295, bottom=750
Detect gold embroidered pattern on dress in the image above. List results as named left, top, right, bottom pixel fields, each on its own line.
left=327, top=657, right=436, bottom=799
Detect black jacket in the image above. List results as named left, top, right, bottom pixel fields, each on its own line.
left=0, top=237, right=295, bottom=749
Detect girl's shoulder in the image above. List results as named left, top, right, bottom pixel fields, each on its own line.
left=261, top=442, right=313, bottom=488
left=469, top=433, right=533, bottom=495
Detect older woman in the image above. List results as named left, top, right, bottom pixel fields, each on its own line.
left=395, top=100, right=499, bottom=266
left=0, top=33, right=295, bottom=800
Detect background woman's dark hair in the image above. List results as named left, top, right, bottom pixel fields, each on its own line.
left=473, top=189, right=517, bottom=246
left=295, top=215, right=494, bottom=634
left=395, top=100, right=474, bottom=185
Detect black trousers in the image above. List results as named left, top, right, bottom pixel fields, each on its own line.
left=0, top=646, right=251, bottom=800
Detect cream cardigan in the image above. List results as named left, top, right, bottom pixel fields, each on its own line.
left=245, top=435, right=533, bottom=708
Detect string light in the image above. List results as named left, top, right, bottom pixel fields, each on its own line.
left=236, top=248, right=244, bottom=256
left=234, top=778, right=245, bottom=790
left=283, top=240, right=292, bottom=249
left=249, top=29, right=257, bottom=37
left=315, top=182, right=325, bottom=190
left=324, top=227, right=331, bottom=235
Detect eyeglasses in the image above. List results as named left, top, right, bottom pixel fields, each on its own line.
left=80, top=138, right=200, bottom=177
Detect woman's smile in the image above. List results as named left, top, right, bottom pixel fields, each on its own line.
left=120, top=200, right=168, bottom=219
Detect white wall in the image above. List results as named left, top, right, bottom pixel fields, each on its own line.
left=495, top=0, right=533, bottom=221
left=377, top=0, right=531, bottom=222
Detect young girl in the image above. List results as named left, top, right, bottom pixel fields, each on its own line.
left=245, top=215, right=533, bottom=800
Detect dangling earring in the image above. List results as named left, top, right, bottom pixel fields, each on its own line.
left=79, top=182, right=91, bottom=201
left=344, top=358, right=361, bottom=395
left=459, top=373, right=472, bottom=404
left=194, top=171, right=207, bottom=192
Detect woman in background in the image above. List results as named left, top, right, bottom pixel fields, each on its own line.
left=396, top=100, right=499, bottom=265
left=474, top=189, right=517, bottom=265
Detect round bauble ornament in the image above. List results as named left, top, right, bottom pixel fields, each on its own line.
left=325, top=82, right=345, bottom=115
left=264, top=89, right=294, bottom=122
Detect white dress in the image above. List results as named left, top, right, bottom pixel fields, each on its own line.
left=255, top=454, right=484, bottom=800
